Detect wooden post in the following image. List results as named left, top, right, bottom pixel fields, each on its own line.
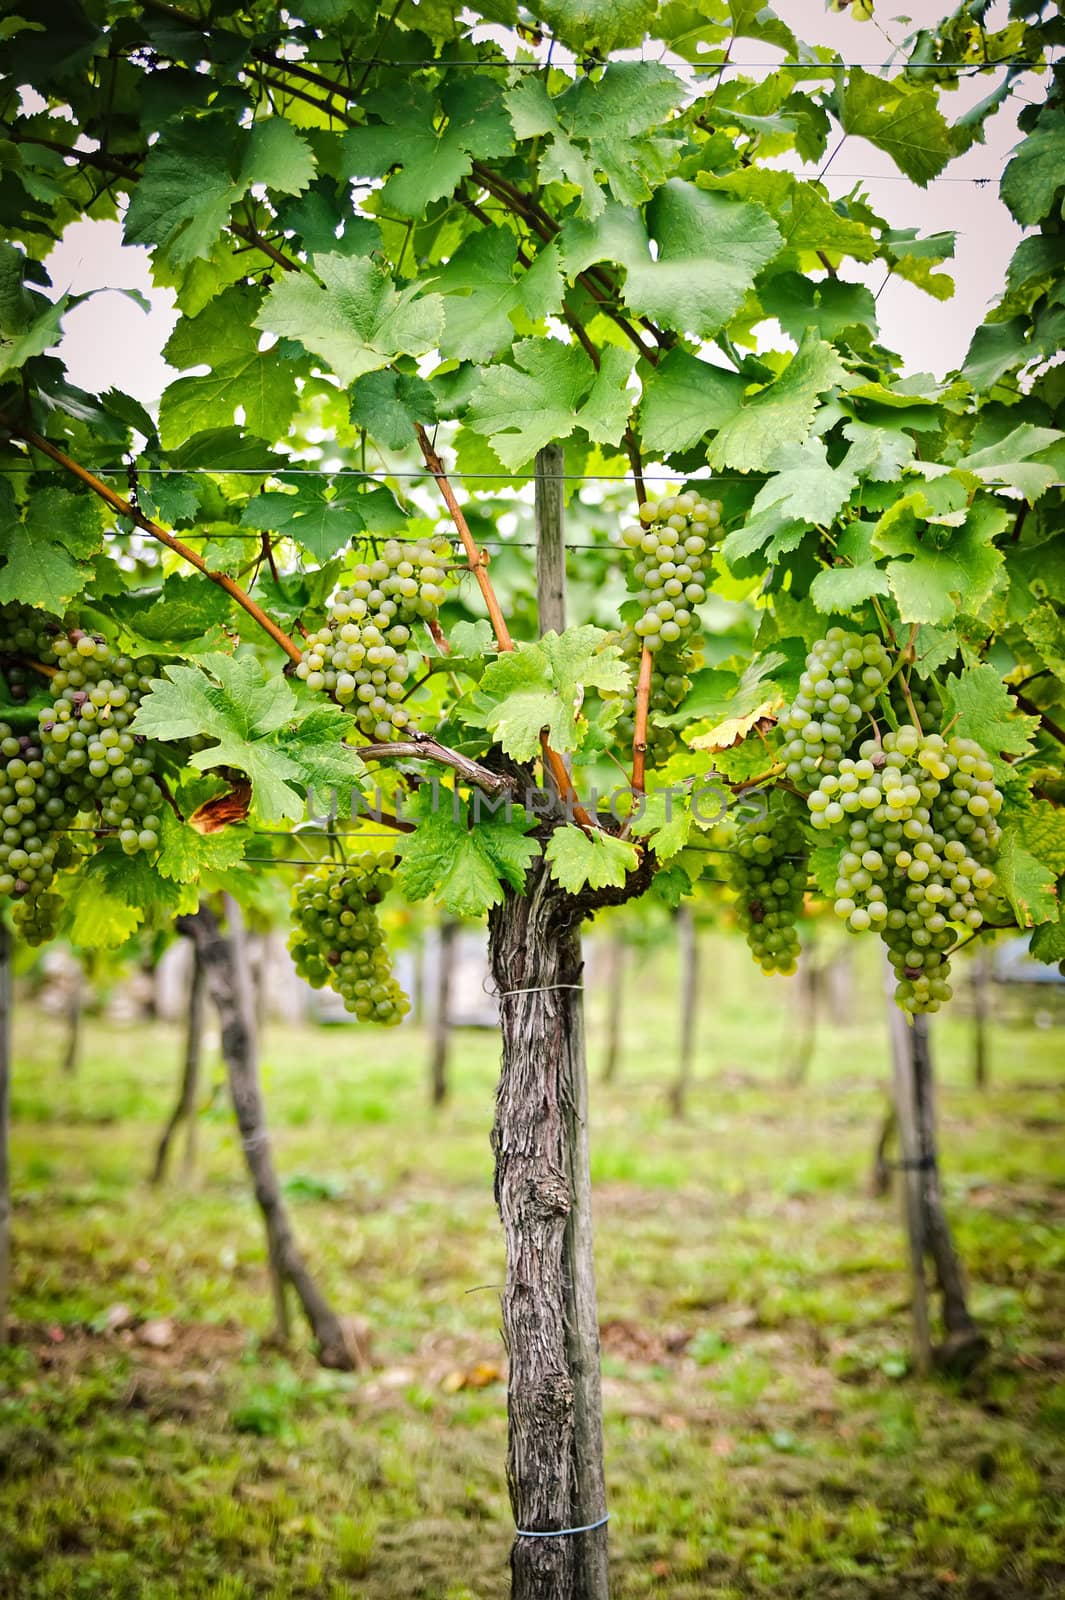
left=177, top=902, right=354, bottom=1369
left=151, top=949, right=207, bottom=1186
left=61, top=959, right=83, bottom=1076
left=0, top=923, right=11, bottom=1345
left=668, top=905, right=698, bottom=1117
left=430, top=918, right=457, bottom=1107
left=885, top=961, right=933, bottom=1376
left=484, top=441, right=609, bottom=1599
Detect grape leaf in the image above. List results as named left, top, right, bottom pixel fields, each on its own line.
left=534, top=0, right=658, bottom=52
left=240, top=481, right=368, bottom=564
left=1031, top=915, right=1065, bottom=964
left=243, top=117, right=316, bottom=195
left=392, top=791, right=540, bottom=916
left=722, top=438, right=858, bottom=562
left=466, top=340, right=635, bottom=469
left=638, top=348, right=746, bottom=454
left=942, top=664, right=1039, bottom=762
left=626, top=787, right=694, bottom=859
left=835, top=67, right=955, bottom=185
left=1001, top=112, right=1065, bottom=225
left=840, top=419, right=915, bottom=482
left=873, top=495, right=1008, bottom=627
left=760, top=272, right=878, bottom=344
left=130, top=653, right=365, bottom=822
left=124, top=114, right=243, bottom=267
left=961, top=316, right=1029, bottom=393
left=349, top=368, right=438, bottom=450
left=699, top=170, right=876, bottom=263
left=66, top=848, right=196, bottom=948
left=997, top=828, right=1059, bottom=929
left=709, top=332, right=848, bottom=473
left=431, top=229, right=563, bottom=362
left=564, top=182, right=781, bottom=339
left=341, top=79, right=511, bottom=216
left=157, top=807, right=249, bottom=884
left=256, top=253, right=444, bottom=388
left=0, top=483, right=103, bottom=609
left=544, top=824, right=638, bottom=893
left=159, top=286, right=300, bottom=449
left=953, top=424, right=1064, bottom=505
left=468, top=626, right=630, bottom=761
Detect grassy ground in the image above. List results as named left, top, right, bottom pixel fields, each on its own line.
left=1, top=934, right=1064, bottom=1599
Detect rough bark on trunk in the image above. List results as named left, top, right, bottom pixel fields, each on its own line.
left=886, top=977, right=933, bottom=1376
left=177, top=901, right=354, bottom=1370
left=489, top=866, right=609, bottom=1600
left=151, top=950, right=206, bottom=1185
left=0, top=923, right=11, bottom=1345
left=970, top=952, right=990, bottom=1089
left=430, top=918, right=457, bottom=1107
left=61, top=965, right=83, bottom=1076
left=911, top=1014, right=987, bottom=1371
left=668, top=905, right=698, bottom=1118
left=599, top=937, right=624, bottom=1085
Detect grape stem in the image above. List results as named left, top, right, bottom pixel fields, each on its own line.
left=0, top=415, right=304, bottom=666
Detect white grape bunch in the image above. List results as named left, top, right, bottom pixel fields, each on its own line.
left=614, top=492, right=720, bottom=762
left=296, top=537, right=453, bottom=740
left=728, top=795, right=808, bottom=976
left=779, top=628, right=892, bottom=790
left=806, top=724, right=1003, bottom=1012
left=39, top=632, right=166, bottom=858
left=289, top=856, right=409, bottom=1024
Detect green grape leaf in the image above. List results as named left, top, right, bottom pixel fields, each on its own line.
left=124, top=114, right=244, bottom=268
left=157, top=807, right=250, bottom=884
left=840, top=418, right=915, bottom=482
left=0, top=483, right=103, bottom=609
left=392, top=792, right=540, bottom=916
left=466, top=340, right=635, bottom=469
left=544, top=824, right=638, bottom=893
left=638, top=348, right=746, bottom=454
left=349, top=368, right=439, bottom=450
left=159, top=286, right=300, bottom=448
left=942, top=664, right=1039, bottom=762
left=240, top=482, right=368, bottom=564
left=881, top=227, right=956, bottom=301
left=468, top=626, right=630, bottom=761
left=873, top=495, right=1008, bottom=626
left=1030, top=915, right=1065, bottom=965
left=66, top=849, right=196, bottom=949
left=835, top=67, right=955, bottom=185
left=130, top=653, right=364, bottom=822
left=709, top=332, right=849, bottom=473
left=1001, top=113, right=1065, bottom=225
left=953, top=424, right=1064, bottom=504
left=627, top=787, right=694, bottom=859
left=727, top=0, right=797, bottom=52
left=996, top=828, right=1059, bottom=929
left=97, top=575, right=236, bottom=658
left=809, top=560, right=891, bottom=614
left=565, top=182, right=781, bottom=339
left=722, top=438, right=858, bottom=562
left=1016, top=801, right=1065, bottom=878
left=256, top=253, right=444, bottom=388
left=534, top=0, right=658, bottom=52
left=431, top=230, right=563, bottom=362
left=0, top=250, right=67, bottom=379
left=759, top=271, right=878, bottom=344
left=242, top=117, right=316, bottom=195
left=341, top=78, right=511, bottom=216
left=699, top=170, right=876, bottom=263
left=961, top=316, right=1029, bottom=393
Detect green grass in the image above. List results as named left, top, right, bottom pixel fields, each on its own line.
left=2, top=933, right=1064, bottom=1598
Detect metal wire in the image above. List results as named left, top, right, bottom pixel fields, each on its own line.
left=245, top=56, right=1052, bottom=70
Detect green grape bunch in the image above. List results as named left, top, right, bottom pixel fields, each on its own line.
left=613, top=492, right=721, bottom=762
left=296, top=537, right=453, bottom=741
left=289, top=855, right=410, bottom=1024
left=0, top=721, right=75, bottom=945
left=39, top=632, right=166, bottom=859
left=806, top=724, right=1002, bottom=1013
left=779, top=628, right=893, bottom=790
left=727, top=794, right=809, bottom=976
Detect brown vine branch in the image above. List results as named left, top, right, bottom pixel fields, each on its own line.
left=630, top=645, right=654, bottom=797
left=0, top=416, right=303, bottom=665
left=357, top=736, right=517, bottom=797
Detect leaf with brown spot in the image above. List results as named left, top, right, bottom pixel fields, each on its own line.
left=189, top=780, right=251, bottom=833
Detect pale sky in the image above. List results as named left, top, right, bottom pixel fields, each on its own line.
left=45, top=0, right=1035, bottom=406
